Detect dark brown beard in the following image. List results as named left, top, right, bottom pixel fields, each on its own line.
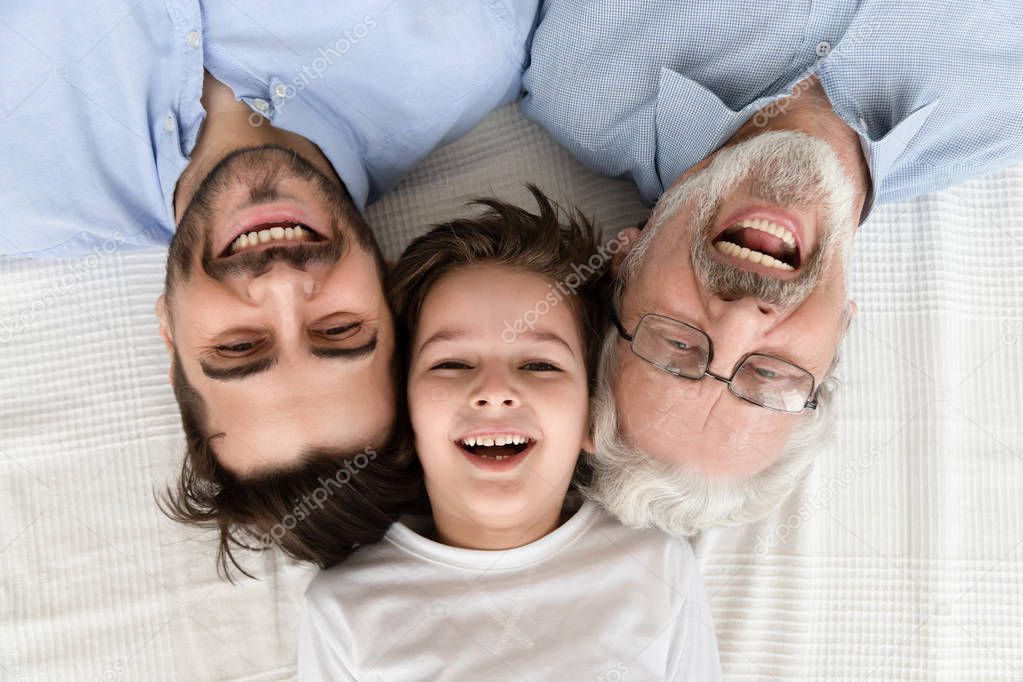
left=165, top=145, right=381, bottom=293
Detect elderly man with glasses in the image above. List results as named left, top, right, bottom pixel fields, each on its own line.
left=523, top=0, right=1023, bottom=534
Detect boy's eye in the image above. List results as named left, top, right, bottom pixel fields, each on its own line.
left=521, top=361, right=560, bottom=372
left=430, top=360, right=472, bottom=370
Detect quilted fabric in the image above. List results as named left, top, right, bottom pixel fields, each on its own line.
left=1, top=104, right=1020, bottom=681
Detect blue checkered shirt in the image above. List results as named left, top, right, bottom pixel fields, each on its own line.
left=522, top=0, right=1023, bottom=216
left=0, top=0, right=536, bottom=258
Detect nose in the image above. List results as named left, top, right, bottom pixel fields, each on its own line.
left=469, top=367, right=521, bottom=410
left=705, top=294, right=777, bottom=374
left=714, top=292, right=780, bottom=317
left=245, top=260, right=318, bottom=305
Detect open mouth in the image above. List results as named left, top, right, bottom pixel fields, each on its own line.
left=712, top=217, right=801, bottom=271
left=455, top=433, right=535, bottom=462
left=218, top=222, right=328, bottom=259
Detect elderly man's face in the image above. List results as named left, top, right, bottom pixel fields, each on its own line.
left=613, top=131, right=856, bottom=477
left=156, top=146, right=394, bottom=477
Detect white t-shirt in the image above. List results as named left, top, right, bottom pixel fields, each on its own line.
left=298, top=500, right=722, bottom=681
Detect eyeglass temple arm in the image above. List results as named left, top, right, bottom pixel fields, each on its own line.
left=611, top=311, right=634, bottom=342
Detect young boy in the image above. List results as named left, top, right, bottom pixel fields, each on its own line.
left=298, top=188, right=722, bottom=681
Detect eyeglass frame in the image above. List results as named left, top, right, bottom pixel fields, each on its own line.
left=611, top=310, right=819, bottom=413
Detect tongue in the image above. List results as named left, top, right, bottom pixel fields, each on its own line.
left=729, top=228, right=787, bottom=259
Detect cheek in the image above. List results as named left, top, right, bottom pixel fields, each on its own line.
left=166, top=296, right=233, bottom=348
left=533, top=377, right=591, bottom=441
left=409, top=404, right=447, bottom=479
left=614, top=358, right=658, bottom=421
left=407, top=374, right=459, bottom=454
left=409, top=384, right=442, bottom=433
left=321, top=250, right=387, bottom=306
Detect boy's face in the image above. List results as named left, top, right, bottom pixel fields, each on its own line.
left=408, top=264, right=592, bottom=546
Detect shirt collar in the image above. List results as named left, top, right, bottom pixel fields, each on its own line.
left=654, top=66, right=940, bottom=225
left=195, top=68, right=370, bottom=212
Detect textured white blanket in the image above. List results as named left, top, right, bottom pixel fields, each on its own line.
left=1, top=104, right=1020, bottom=681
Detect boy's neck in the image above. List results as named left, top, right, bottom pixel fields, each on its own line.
left=430, top=502, right=572, bottom=550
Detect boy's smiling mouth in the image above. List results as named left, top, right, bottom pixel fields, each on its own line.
left=455, top=431, right=537, bottom=465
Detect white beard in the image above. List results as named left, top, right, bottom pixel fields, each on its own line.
left=650, top=130, right=858, bottom=307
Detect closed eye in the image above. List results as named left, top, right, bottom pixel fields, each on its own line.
left=218, top=341, right=257, bottom=354
left=215, top=338, right=268, bottom=356
left=317, top=322, right=360, bottom=338
left=430, top=360, right=472, bottom=370
left=521, top=361, right=561, bottom=372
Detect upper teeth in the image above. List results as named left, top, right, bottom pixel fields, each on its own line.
left=733, top=218, right=797, bottom=248
left=459, top=434, right=529, bottom=447
left=229, top=225, right=313, bottom=254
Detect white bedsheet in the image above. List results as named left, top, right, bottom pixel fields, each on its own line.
left=1, top=103, right=1020, bottom=681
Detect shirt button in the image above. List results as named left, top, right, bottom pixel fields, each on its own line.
left=815, top=40, right=831, bottom=57
left=252, top=98, right=270, bottom=114
left=163, top=115, right=175, bottom=132
left=273, top=83, right=289, bottom=99
left=187, top=31, right=201, bottom=49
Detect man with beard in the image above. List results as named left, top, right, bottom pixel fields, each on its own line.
left=0, top=1, right=537, bottom=574
left=522, top=0, right=1023, bottom=534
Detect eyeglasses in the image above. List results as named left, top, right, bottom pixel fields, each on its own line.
left=612, top=311, right=818, bottom=413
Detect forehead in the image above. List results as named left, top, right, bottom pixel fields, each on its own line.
left=198, top=362, right=396, bottom=475
left=417, top=265, right=584, bottom=339
left=612, top=357, right=799, bottom=477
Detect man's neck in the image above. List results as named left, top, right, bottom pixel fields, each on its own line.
left=173, top=71, right=341, bottom=223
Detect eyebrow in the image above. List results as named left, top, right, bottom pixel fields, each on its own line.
left=198, top=335, right=378, bottom=381
left=418, top=328, right=576, bottom=356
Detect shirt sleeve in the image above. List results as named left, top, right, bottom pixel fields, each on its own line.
left=666, top=539, right=722, bottom=681
left=297, top=595, right=358, bottom=682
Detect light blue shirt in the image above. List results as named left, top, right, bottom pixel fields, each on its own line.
left=522, top=0, right=1023, bottom=217
left=0, top=0, right=537, bottom=259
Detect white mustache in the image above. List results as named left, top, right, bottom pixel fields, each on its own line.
left=653, top=131, right=857, bottom=307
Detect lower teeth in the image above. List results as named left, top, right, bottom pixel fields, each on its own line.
left=478, top=454, right=511, bottom=461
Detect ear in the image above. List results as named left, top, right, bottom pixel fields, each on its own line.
left=581, top=427, right=595, bottom=455
left=844, top=299, right=858, bottom=333
left=155, top=295, right=174, bottom=353
left=155, top=294, right=175, bottom=387
left=610, top=226, right=642, bottom=278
